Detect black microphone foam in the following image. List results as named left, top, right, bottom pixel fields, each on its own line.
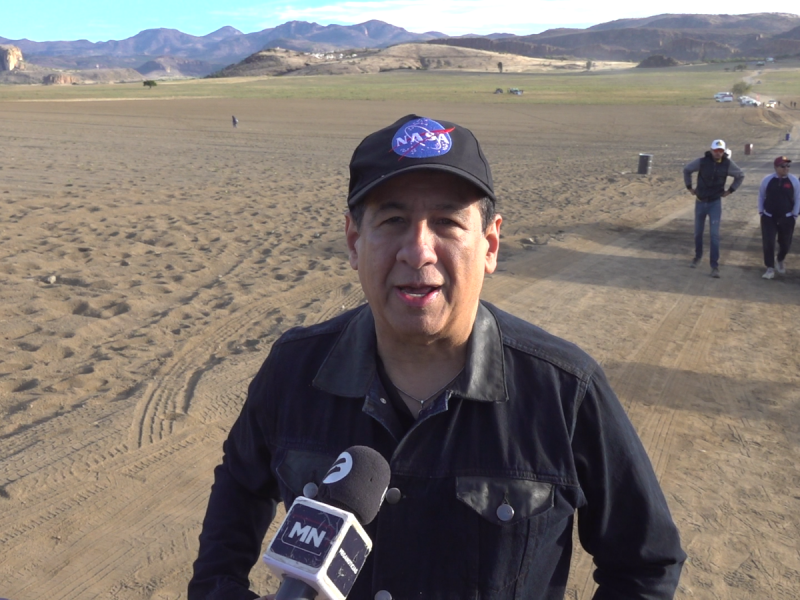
left=316, top=445, right=391, bottom=525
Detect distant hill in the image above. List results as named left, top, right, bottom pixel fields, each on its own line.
left=585, top=13, right=798, bottom=34
left=210, top=43, right=631, bottom=78
left=432, top=13, right=800, bottom=62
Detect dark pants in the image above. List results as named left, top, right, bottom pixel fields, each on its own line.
left=761, top=214, right=796, bottom=267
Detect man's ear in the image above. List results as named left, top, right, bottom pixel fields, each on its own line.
left=484, top=214, right=502, bottom=275
left=345, top=211, right=360, bottom=270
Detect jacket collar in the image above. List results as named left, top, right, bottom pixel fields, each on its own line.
left=313, top=302, right=508, bottom=403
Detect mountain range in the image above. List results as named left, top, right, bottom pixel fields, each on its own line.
left=433, top=13, right=800, bottom=62
left=2, top=13, right=800, bottom=79
left=0, top=21, right=446, bottom=74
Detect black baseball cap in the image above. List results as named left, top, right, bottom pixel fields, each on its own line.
left=347, top=114, right=495, bottom=208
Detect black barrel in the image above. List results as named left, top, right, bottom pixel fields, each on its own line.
left=637, top=153, right=653, bottom=175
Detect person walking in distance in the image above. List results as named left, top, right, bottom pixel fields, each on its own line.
left=759, top=156, right=800, bottom=279
left=683, top=139, right=745, bottom=278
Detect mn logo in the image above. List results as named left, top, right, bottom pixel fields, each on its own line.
left=288, top=521, right=327, bottom=548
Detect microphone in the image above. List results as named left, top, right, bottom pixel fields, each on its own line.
left=263, top=446, right=391, bottom=600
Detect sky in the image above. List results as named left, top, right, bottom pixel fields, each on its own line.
left=1, top=1, right=791, bottom=42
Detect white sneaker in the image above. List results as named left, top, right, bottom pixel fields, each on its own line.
left=776, top=260, right=786, bottom=274
left=762, top=268, right=775, bottom=279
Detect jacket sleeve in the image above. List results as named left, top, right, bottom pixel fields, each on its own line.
left=572, top=365, right=686, bottom=599
left=726, top=160, right=745, bottom=191
left=792, top=175, right=800, bottom=217
left=188, top=353, right=283, bottom=600
left=758, top=175, right=771, bottom=215
left=682, top=158, right=701, bottom=187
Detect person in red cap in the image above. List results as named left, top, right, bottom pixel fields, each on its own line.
left=683, top=139, right=745, bottom=278
left=758, top=156, right=800, bottom=279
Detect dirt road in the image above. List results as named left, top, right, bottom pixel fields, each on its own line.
left=0, top=97, right=797, bottom=599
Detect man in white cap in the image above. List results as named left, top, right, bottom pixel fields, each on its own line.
left=683, top=140, right=745, bottom=277
left=759, top=156, right=800, bottom=279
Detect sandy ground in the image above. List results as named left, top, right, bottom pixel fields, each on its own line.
left=0, top=95, right=798, bottom=599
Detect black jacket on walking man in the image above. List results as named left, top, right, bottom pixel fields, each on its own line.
left=759, top=156, right=800, bottom=279
left=683, top=139, right=745, bottom=278
left=188, top=114, right=686, bottom=600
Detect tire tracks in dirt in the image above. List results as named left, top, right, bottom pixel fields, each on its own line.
left=0, top=263, right=365, bottom=598
left=128, top=276, right=365, bottom=448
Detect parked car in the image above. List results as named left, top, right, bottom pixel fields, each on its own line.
left=717, top=96, right=733, bottom=103
left=714, top=92, right=733, bottom=100
left=765, top=100, right=777, bottom=108
left=507, top=88, right=523, bottom=95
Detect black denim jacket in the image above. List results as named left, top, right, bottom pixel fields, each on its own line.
left=189, top=302, right=685, bottom=600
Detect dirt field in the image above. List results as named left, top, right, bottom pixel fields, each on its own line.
left=0, top=94, right=798, bottom=599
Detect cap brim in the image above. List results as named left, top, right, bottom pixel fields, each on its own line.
left=347, top=163, right=496, bottom=208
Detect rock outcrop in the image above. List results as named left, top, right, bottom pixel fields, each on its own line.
left=0, top=44, right=24, bottom=71
left=43, top=74, right=75, bottom=85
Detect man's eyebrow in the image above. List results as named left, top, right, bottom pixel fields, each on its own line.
left=373, top=201, right=470, bottom=213
left=372, top=201, right=406, bottom=214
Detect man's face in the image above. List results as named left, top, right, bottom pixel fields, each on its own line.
left=712, top=148, right=725, bottom=160
left=345, top=171, right=501, bottom=347
left=775, top=162, right=791, bottom=175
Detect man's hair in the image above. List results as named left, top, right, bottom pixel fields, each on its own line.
left=349, top=197, right=496, bottom=232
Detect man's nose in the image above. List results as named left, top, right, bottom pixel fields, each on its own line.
left=397, top=221, right=437, bottom=268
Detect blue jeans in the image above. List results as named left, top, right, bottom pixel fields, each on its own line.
left=694, top=199, right=721, bottom=268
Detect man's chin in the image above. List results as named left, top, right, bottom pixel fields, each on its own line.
left=383, top=315, right=449, bottom=344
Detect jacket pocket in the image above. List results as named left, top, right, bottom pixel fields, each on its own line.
left=274, top=448, right=336, bottom=504
left=456, top=476, right=554, bottom=593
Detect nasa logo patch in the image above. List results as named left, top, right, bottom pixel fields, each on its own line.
left=392, top=117, right=454, bottom=159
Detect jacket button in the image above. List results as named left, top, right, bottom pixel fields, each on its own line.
left=375, top=591, right=392, bottom=600
left=302, top=482, right=318, bottom=498
left=385, top=488, right=401, bottom=504
left=496, top=502, right=515, bottom=522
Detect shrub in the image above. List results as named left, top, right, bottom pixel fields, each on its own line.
left=732, top=81, right=751, bottom=95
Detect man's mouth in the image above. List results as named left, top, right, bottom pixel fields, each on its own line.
left=396, top=284, right=443, bottom=306
left=399, top=285, right=439, bottom=297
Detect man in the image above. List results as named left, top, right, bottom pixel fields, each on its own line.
left=189, top=115, right=686, bottom=600
left=683, top=139, right=745, bottom=278
left=759, top=156, right=800, bottom=279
